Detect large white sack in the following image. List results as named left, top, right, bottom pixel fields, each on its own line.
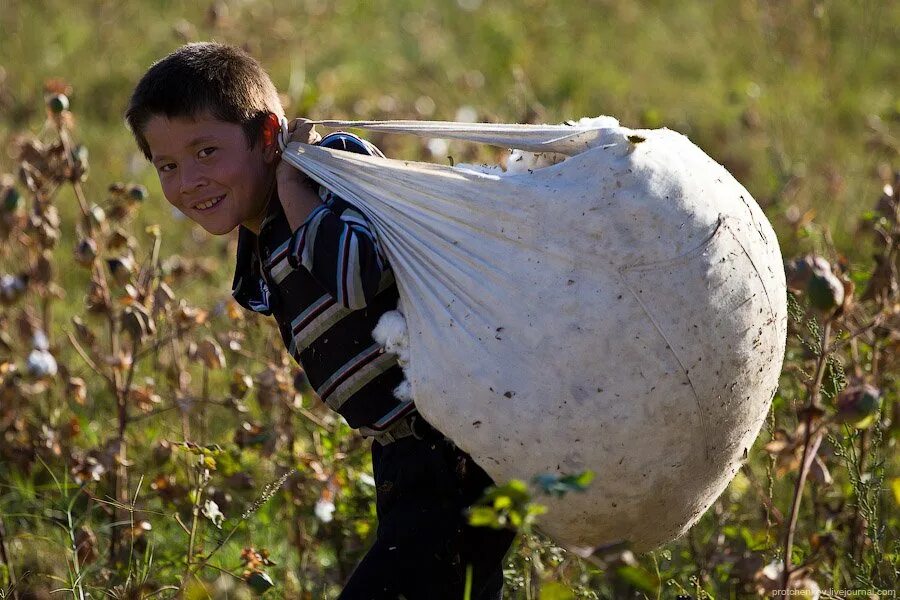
left=281, top=118, right=787, bottom=553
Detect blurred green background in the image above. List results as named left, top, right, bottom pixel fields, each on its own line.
left=2, top=0, right=897, bottom=264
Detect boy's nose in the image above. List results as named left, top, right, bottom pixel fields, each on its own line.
left=179, top=166, right=208, bottom=194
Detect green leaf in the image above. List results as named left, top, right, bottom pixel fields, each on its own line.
left=540, top=581, right=575, bottom=600
left=508, top=511, right=523, bottom=528
left=468, top=506, right=501, bottom=528
left=615, top=565, right=659, bottom=593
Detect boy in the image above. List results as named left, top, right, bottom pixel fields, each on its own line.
left=125, top=42, right=514, bottom=599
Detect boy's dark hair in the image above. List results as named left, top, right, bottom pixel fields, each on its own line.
left=125, top=42, right=284, bottom=160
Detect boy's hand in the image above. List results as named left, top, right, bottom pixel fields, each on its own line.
left=276, top=118, right=324, bottom=231
left=276, top=118, right=322, bottom=187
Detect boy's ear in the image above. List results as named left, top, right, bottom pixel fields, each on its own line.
left=262, top=113, right=280, bottom=162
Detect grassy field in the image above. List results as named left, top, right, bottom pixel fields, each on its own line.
left=0, top=0, right=897, bottom=598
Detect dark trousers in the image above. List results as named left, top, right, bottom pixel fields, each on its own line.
left=339, top=417, right=516, bottom=599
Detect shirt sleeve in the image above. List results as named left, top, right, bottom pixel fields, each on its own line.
left=286, top=189, right=391, bottom=310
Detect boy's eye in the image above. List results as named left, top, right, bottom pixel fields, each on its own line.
left=198, top=147, right=216, bottom=158
left=158, top=163, right=176, bottom=173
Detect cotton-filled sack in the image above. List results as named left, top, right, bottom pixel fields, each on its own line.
left=280, top=118, right=787, bottom=553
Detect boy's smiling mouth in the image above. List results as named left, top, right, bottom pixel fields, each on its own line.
left=193, top=194, right=225, bottom=211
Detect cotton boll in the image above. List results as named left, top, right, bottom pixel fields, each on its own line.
left=393, top=380, right=412, bottom=402
left=33, top=330, right=50, bottom=351
left=373, top=308, right=413, bottom=400
left=455, top=105, right=478, bottom=123
left=0, top=274, right=26, bottom=304
left=202, top=499, right=224, bottom=529
left=574, top=115, right=620, bottom=130
left=372, top=310, right=408, bottom=359
left=27, top=349, right=57, bottom=378
left=314, top=499, right=335, bottom=523
left=427, top=138, right=449, bottom=159
left=505, top=150, right=568, bottom=174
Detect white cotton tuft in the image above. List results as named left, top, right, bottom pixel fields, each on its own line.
left=393, top=379, right=412, bottom=402
left=573, top=115, right=620, bottom=129
left=504, top=149, right=568, bottom=174
left=373, top=308, right=413, bottom=401
left=372, top=310, right=409, bottom=365
left=314, top=499, right=335, bottom=523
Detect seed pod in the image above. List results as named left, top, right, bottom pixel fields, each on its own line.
left=71, top=316, right=96, bottom=346
left=71, top=456, right=106, bottom=484
left=807, top=454, right=832, bottom=486
left=106, top=202, right=136, bottom=222
left=47, top=93, right=69, bottom=114
left=230, top=369, right=254, bottom=398
left=32, top=250, right=54, bottom=286
left=152, top=281, right=175, bottom=315
left=86, top=203, right=106, bottom=228
left=225, top=298, right=244, bottom=321
left=234, top=421, right=269, bottom=448
left=74, top=526, right=98, bottom=566
left=106, top=255, right=135, bottom=286
left=85, top=281, right=110, bottom=315
left=807, top=270, right=844, bottom=311
left=126, top=183, right=148, bottom=202
left=173, top=301, right=208, bottom=329
left=106, top=228, right=134, bottom=252
left=70, top=144, right=89, bottom=181
left=152, top=440, right=173, bottom=464
left=246, top=571, right=274, bottom=594
left=196, top=337, right=226, bottom=369
left=66, top=376, right=88, bottom=405
left=41, top=204, right=61, bottom=229
left=33, top=330, right=49, bottom=351
left=122, top=303, right=156, bottom=342
left=2, top=185, right=21, bottom=213
left=73, top=237, right=98, bottom=266
left=105, top=351, right=133, bottom=372
left=834, top=384, right=881, bottom=429
left=27, top=348, right=57, bottom=378
left=129, top=385, right=161, bottom=412
left=0, top=273, right=26, bottom=305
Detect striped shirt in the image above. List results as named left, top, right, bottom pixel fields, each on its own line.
left=231, top=133, right=415, bottom=431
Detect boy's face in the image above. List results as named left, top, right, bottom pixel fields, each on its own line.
left=143, top=112, right=276, bottom=235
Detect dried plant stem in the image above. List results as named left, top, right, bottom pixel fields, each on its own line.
left=189, top=467, right=297, bottom=579
left=740, top=464, right=784, bottom=524
left=280, top=395, right=306, bottom=570
left=686, top=528, right=709, bottom=588
left=200, top=366, right=209, bottom=442
left=65, top=505, right=87, bottom=600
left=65, top=329, right=114, bottom=388
left=846, top=428, right=870, bottom=562
left=181, top=470, right=207, bottom=591
left=165, top=307, right=191, bottom=440
left=0, top=515, right=20, bottom=600
left=828, top=309, right=889, bottom=353
left=781, top=320, right=831, bottom=589
left=40, top=294, right=52, bottom=348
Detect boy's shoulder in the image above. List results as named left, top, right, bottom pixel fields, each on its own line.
left=230, top=131, right=383, bottom=314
